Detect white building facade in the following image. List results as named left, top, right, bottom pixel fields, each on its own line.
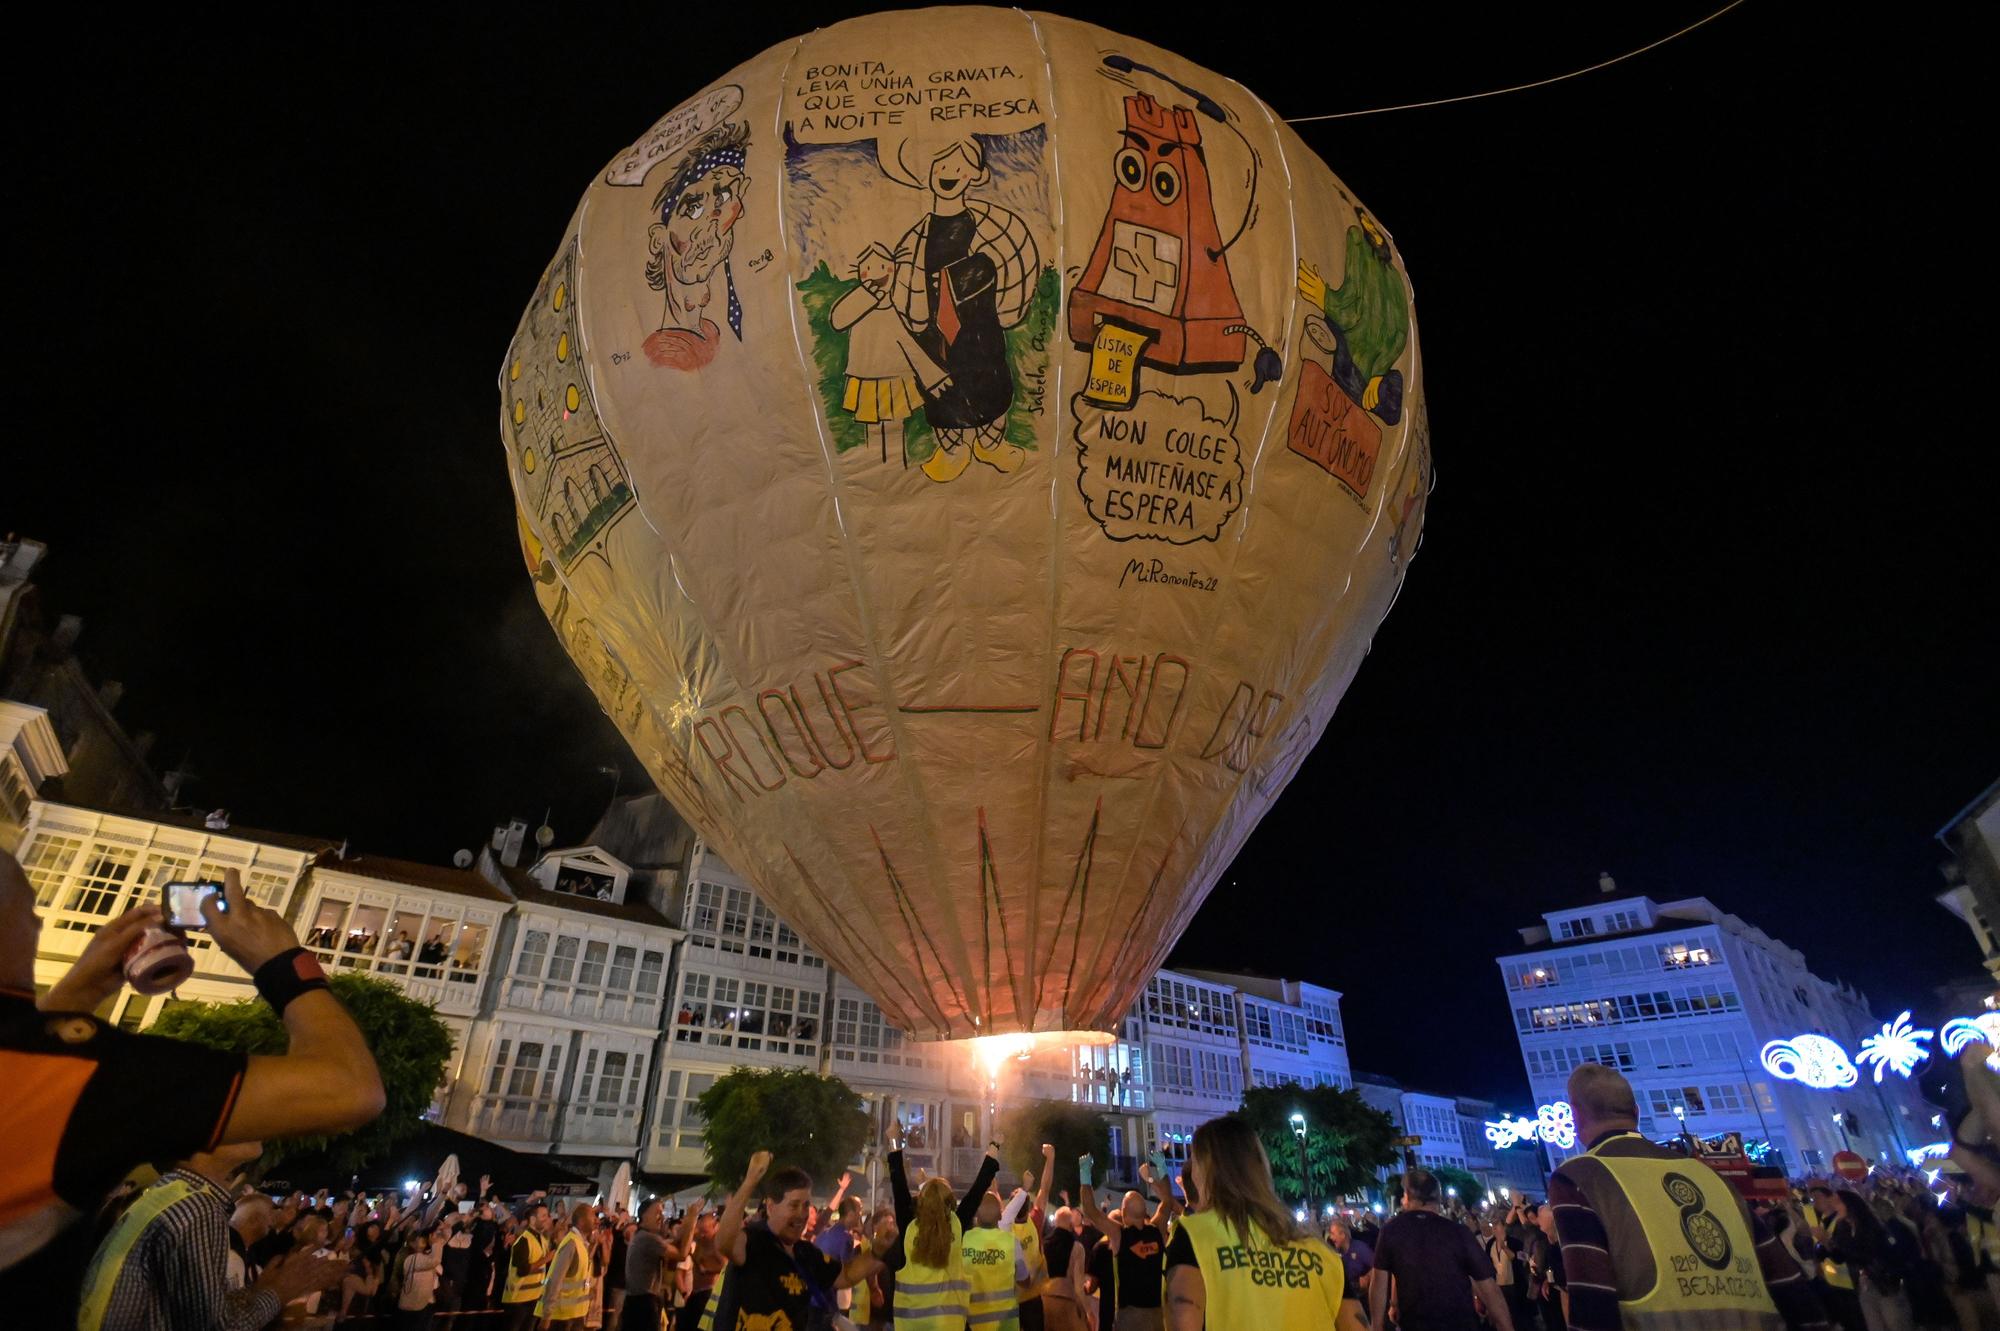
left=1498, top=886, right=1934, bottom=1175
left=14, top=799, right=327, bottom=1026
left=13, top=764, right=1357, bottom=1195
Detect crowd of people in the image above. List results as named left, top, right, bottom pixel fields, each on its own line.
left=12, top=841, right=2000, bottom=1330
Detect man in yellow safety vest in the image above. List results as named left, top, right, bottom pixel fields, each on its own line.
left=964, top=1185, right=1033, bottom=1330
left=538, top=1202, right=597, bottom=1330
left=1546, top=1063, right=1828, bottom=1329
left=501, top=1200, right=555, bottom=1330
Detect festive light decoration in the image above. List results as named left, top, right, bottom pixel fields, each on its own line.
left=1905, top=1141, right=1951, bottom=1166
left=498, top=7, right=1428, bottom=1043
left=1855, top=1011, right=1933, bottom=1082
left=1538, top=1101, right=1577, bottom=1150
left=1761, top=1034, right=1860, bottom=1090
left=1941, top=1013, right=2000, bottom=1057
left=1485, top=1115, right=1540, bottom=1150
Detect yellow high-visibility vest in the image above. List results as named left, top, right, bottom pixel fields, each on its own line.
left=1581, top=1146, right=1781, bottom=1327
left=1013, top=1218, right=1048, bottom=1299
left=532, top=1223, right=592, bottom=1319
left=537, top=1229, right=593, bottom=1321
left=696, top=1264, right=731, bottom=1331
left=896, top=1213, right=970, bottom=1331
left=1805, top=1201, right=1855, bottom=1290
left=502, top=1229, right=550, bottom=1305
left=963, top=1224, right=1020, bottom=1330
left=77, top=1178, right=197, bottom=1331
left=1178, top=1209, right=1344, bottom=1331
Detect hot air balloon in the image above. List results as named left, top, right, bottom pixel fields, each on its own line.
left=500, top=7, right=1428, bottom=1046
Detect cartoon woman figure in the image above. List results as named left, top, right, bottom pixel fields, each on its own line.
left=829, top=243, right=951, bottom=463
left=882, top=136, right=1040, bottom=482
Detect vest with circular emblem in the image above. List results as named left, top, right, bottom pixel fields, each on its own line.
left=1561, top=1138, right=1782, bottom=1329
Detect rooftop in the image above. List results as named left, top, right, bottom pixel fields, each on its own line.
left=40, top=799, right=338, bottom=857
left=316, top=852, right=513, bottom=904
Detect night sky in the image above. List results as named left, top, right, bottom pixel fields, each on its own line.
left=10, top=4, right=1990, bottom=1104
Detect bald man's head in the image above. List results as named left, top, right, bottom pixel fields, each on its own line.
left=1567, top=1063, right=1640, bottom=1145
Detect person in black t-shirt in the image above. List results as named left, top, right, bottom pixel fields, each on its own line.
left=1077, top=1155, right=1181, bottom=1331
left=1370, top=1168, right=1512, bottom=1331
left=711, top=1151, right=887, bottom=1331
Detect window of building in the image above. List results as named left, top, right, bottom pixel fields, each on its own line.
left=675, top=972, right=711, bottom=1042
left=57, top=846, right=139, bottom=929
left=578, top=940, right=609, bottom=988
left=547, top=936, right=579, bottom=983
left=638, top=949, right=665, bottom=996
left=21, top=834, right=85, bottom=906
left=608, top=945, right=636, bottom=992
left=516, top=930, right=550, bottom=976
left=0, top=756, right=30, bottom=824
left=1661, top=942, right=1714, bottom=969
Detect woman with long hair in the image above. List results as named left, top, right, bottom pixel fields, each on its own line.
left=1163, top=1115, right=1363, bottom=1331
left=1816, top=1188, right=1913, bottom=1331
left=886, top=1138, right=1000, bottom=1329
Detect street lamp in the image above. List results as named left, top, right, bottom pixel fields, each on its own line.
left=1289, top=1112, right=1312, bottom=1218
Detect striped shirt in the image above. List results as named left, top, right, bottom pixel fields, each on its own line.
left=88, top=1169, right=281, bottom=1331
left=1549, top=1132, right=1830, bottom=1330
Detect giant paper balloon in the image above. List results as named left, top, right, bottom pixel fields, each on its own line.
left=501, top=8, right=1428, bottom=1042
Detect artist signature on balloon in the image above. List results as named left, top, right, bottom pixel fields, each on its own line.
left=1119, top=558, right=1218, bottom=592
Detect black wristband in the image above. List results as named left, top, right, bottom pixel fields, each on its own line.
left=254, top=947, right=332, bottom=1015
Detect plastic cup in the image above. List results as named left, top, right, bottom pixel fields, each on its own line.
left=123, top=926, right=194, bottom=995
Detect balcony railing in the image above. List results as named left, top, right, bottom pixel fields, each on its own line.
left=503, top=975, right=662, bottom=1029
left=468, top=1095, right=642, bottom=1149
left=470, top=1097, right=556, bottom=1144
left=310, top=949, right=483, bottom=1016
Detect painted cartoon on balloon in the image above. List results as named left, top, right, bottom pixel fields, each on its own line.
left=1068, top=58, right=1280, bottom=395
left=503, top=243, right=635, bottom=570
left=882, top=135, right=1041, bottom=480
left=1299, top=208, right=1409, bottom=425
left=1286, top=207, right=1413, bottom=506
left=790, top=125, right=1057, bottom=475
left=502, top=10, right=1428, bottom=1042
left=1068, top=57, right=1277, bottom=545
left=828, top=243, right=949, bottom=462
left=642, top=121, right=750, bottom=370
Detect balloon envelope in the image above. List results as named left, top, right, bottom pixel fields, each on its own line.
left=501, top=7, right=1428, bottom=1041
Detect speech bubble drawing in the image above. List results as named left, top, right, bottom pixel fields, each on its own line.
left=605, top=84, right=746, bottom=187
left=1073, top=389, right=1243, bottom=544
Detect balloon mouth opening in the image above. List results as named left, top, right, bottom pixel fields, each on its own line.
left=959, top=1030, right=1118, bottom=1076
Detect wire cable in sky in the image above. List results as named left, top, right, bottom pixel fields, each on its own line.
left=1283, top=0, right=1748, bottom=124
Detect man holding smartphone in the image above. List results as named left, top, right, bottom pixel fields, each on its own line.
left=0, top=849, right=385, bottom=1287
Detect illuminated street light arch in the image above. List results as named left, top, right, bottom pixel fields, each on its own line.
left=1941, top=1013, right=2000, bottom=1057
left=1537, top=1101, right=1576, bottom=1150
left=1760, top=1034, right=1859, bottom=1090
left=1484, top=1114, right=1539, bottom=1151
left=1855, top=1011, right=1933, bottom=1082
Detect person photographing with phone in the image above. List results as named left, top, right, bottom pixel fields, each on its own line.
left=1, top=849, right=385, bottom=1286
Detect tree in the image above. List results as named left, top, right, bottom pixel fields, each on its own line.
left=1432, top=1164, right=1486, bottom=1205
left=150, top=971, right=453, bottom=1172
left=994, top=1100, right=1111, bottom=1198
left=695, top=1067, right=871, bottom=1193
left=1238, top=1084, right=1400, bottom=1205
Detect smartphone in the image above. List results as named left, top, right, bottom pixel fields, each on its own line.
left=162, top=880, right=228, bottom=929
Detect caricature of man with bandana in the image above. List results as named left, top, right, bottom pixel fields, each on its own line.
left=643, top=122, right=750, bottom=370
